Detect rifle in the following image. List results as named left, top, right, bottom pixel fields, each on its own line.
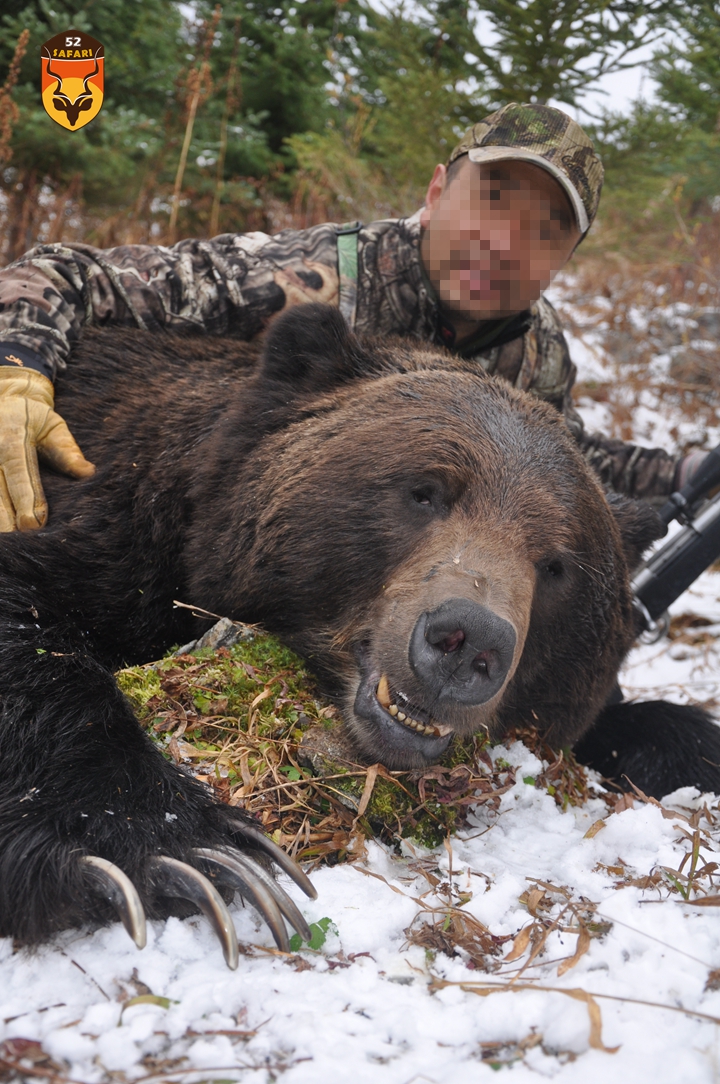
left=631, top=442, right=720, bottom=641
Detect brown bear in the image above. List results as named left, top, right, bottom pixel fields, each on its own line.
left=1, top=303, right=718, bottom=962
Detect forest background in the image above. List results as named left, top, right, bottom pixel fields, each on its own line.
left=1, top=0, right=720, bottom=425
left=0, top=0, right=718, bottom=260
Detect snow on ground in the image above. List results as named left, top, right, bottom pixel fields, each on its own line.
left=4, top=740, right=720, bottom=1083
left=623, top=567, right=720, bottom=711
left=5, top=286, right=720, bottom=1083
left=557, top=274, right=720, bottom=714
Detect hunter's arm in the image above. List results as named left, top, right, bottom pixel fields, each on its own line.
left=515, top=296, right=681, bottom=501
left=0, top=229, right=341, bottom=377
left=0, top=229, right=340, bottom=531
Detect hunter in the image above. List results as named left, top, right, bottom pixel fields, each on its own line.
left=0, top=103, right=698, bottom=532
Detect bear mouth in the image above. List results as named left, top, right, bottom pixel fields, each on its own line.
left=374, top=672, right=453, bottom=739
left=352, top=643, right=454, bottom=759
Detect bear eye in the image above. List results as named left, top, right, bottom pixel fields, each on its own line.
left=411, top=487, right=433, bottom=506
left=541, top=558, right=565, bottom=578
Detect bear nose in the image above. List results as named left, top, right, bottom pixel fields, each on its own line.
left=408, top=597, right=516, bottom=706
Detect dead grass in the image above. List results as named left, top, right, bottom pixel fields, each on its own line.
left=559, top=215, right=720, bottom=451
left=117, top=632, right=594, bottom=869
left=0, top=30, right=28, bottom=170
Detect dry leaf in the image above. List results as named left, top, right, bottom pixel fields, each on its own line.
left=624, top=779, right=692, bottom=823
left=505, top=925, right=532, bottom=962
left=122, top=993, right=173, bottom=1012
left=557, top=927, right=591, bottom=976
left=249, top=686, right=273, bottom=711
left=356, top=763, right=380, bottom=819
left=353, top=865, right=414, bottom=898
left=449, top=980, right=619, bottom=1054
left=584, top=819, right=606, bottom=839
left=527, top=926, right=552, bottom=966
left=563, top=988, right=619, bottom=1052
left=601, top=864, right=625, bottom=877
left=526, top=887, right=545, bottom=915
left=443, top=834, right=455, bottom=880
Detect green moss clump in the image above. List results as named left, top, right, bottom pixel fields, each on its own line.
left=118, top=633, right=323, bottom=744
left=116, top=634, right=587, bottom=863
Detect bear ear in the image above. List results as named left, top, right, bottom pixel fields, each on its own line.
left=607, top=493, right=667, bottom=570
left=260, top=303, right=362, bottom=391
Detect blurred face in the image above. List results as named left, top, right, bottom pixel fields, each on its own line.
left=419, top=157, right=582, bottom=327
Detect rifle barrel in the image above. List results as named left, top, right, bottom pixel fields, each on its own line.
left=632, top=490, right=720, bottom=623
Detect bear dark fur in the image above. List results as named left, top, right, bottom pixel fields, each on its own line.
left=1, top=302, right=719, bottom=947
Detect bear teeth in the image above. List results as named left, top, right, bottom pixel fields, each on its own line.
left=376, top=675, right=391, bottom=709
left=433, top=723, right=454, bottom=738
left=398, top=713, right=453, bottom=739
left=376, top=680, right=451, bottom=739
left=396, top=710, right=449, bottom=738
left=401, top=716, right=432, bottom=735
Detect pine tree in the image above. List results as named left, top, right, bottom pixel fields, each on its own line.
left=651, top=0, right=720, bottom=132
left=472, top=0, right=672, bottom=108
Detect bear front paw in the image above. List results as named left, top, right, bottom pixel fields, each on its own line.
left=80, top=821, right=316, bottom=968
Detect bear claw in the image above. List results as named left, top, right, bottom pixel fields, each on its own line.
left=200, top=845, right=312, bottom=943
left=230, top=821, right=318, bottom=900
left=81, top=855, right=147, bottom=949
left=147, top=855, right=239, bottom=969
left=194, top=847, right=293, bottom=952
left=81, top=833, right=317, bottom=967
left=221, top=850, right=313, bottom=944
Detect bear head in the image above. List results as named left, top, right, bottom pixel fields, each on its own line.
left=190, top=305, right=663, bottom=769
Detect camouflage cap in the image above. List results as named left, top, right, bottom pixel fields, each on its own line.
left=447, top=103, right=604, bottom=234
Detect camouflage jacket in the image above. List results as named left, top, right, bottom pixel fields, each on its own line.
left=0, top=211, right=677, bottom=500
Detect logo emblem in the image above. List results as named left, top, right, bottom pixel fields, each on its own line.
left=41, top=30, right=103, bottom=131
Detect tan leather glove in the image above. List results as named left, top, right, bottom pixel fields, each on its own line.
left=0, top=366, right=95, bottom=531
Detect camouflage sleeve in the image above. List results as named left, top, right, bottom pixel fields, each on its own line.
left=577, top=431, right=679, bottom=501
left=0, top=227, right=340, bottom=379
left=521, top=295, right=680, bottom=500
left=519, top=295, right=579, bottom=421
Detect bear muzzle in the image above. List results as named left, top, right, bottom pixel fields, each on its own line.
left=408, top=598, right=517, bottom=706
left=349, top=597, right=518, bottom=768
left=351, top=642, right=454, bottom=764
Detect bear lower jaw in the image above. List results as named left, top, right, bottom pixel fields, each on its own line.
left=349, top=646, right=454, bottom=767
left=352, top=678, right=453, bottom=766
left=375, top=673, right=453, bottom=738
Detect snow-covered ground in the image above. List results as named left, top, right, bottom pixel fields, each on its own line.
left=558, top=281, right=720, bottom=716
left=4, top=291, right=720, bottom=1083
left=4, top=750, right=720, bottom=1083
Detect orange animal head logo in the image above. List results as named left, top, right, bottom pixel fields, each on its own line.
left=41, top=30, right=104, bottom=132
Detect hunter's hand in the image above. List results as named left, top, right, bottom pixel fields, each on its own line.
left=0, top=366, right=95, bottom=531
left=675, top=450, right=709, bottom=491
